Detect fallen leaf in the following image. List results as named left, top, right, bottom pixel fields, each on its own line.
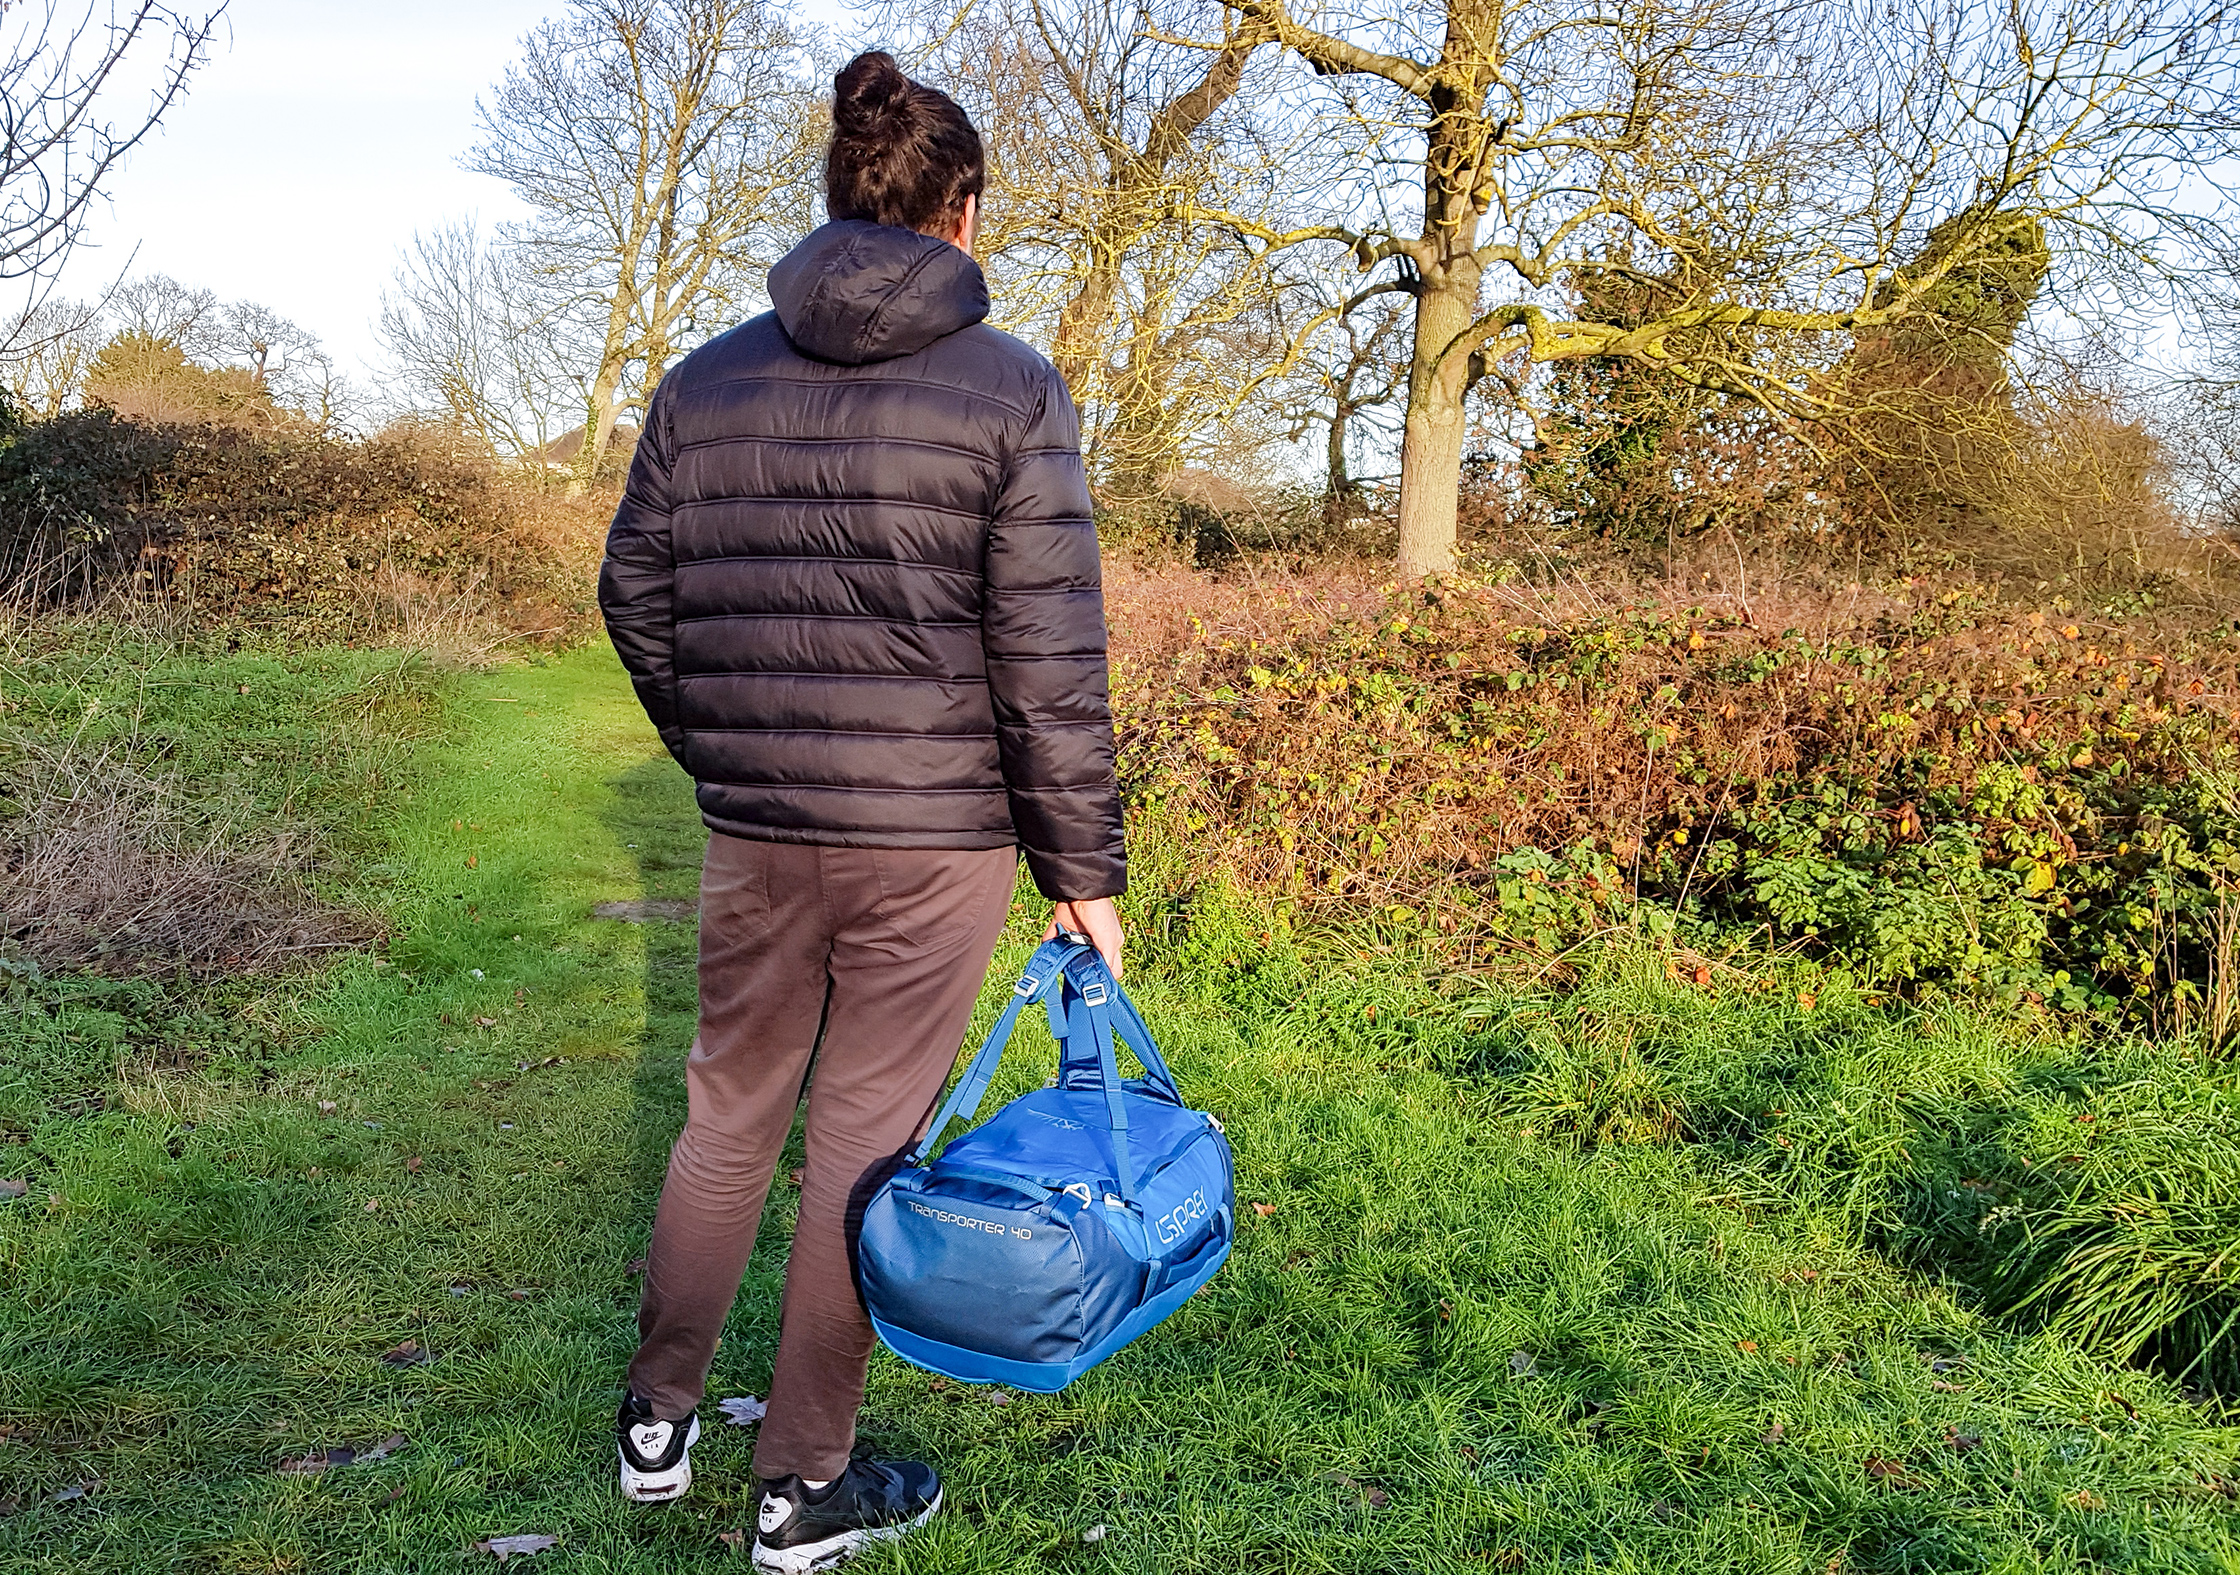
left=475, top=1533, right=558, bottom=1562
left=2070, top=1489, right=2104, bottom=1510
left=0, top=1179, right=25, bottom=1200
left=507, top=1288, right=533, bottom=1301
left=1737, top=1340, right=1759, bottom=1354
left=475, top=1017, right=498, bottom=1029
left=1944, top=1428, right=1981, bottom=1453
left=1797, top=991, right=1818, bottom=1011
left=1931, top=1379, right=1964, bottom=1393
left=0, top=1496, right=17, bottom=1517
left=1322, top=1471, right=1388, bottom=1508
left=364, top=1199, right=381, bottom=1213
left=379, top=1339, right=432, bottom=1368
left=1761, top=1421, right=1785, bottom=1444
left=467, top=855, right=478, bottom=869
left=1864, top=1456, right=1920, bottom=1489
left=624, top=1256, right=647, bottom=1277
left=1693, top=964, right=1712, bottom=986
left=717, top=1528, right=747, bottom=1550
left=318, top=1101, right=337, bottom=1115
left=1438, top=1298, right=1454, bottom=1321
left=1251, top=1202, right=1277, bottom=1217
left=406, top=1156, right=423, bottom=1174
left=1490, top=1551, right=1526, bottom=1570
left=53, top=1479, right=98, bottom=1502
left=360, top=1432, right=408, bottom=1462
left=1508, top=1350, right=1536, bottom=1376
left=787, top=1168, right=805, bottom=1188
left=718, top=1396, right=767, bottom=1427
left=279, top=1446, right=357, bottom=1474
left=2107, top=1391, right=2140, bottom=1421
left=989, top=1389, right=1011, bottom=1407
left=382, top=1483, right=407, bottom=1505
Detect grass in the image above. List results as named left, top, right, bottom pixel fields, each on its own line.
left=4, top=637, right=2240, bottom=1573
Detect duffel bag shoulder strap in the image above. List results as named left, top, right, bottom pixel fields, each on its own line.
left=904, top=936, right=1093, bottom=1167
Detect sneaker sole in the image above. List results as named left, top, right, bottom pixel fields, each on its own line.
left=750, top=1487, right=942, bottom=1573
left=619, top=1416, right=700, bottom=1503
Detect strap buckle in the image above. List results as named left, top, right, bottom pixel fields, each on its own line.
left=1014, top=971, right=1043, bottom=998
left=1081, top=982, right=1109, bottom=1007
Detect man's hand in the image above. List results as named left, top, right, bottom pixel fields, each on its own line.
left=1045, top=896, right=1124, bottom=980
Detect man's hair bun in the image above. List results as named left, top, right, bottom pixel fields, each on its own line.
left=825, top=51, right=984, bottom=236
left=832, top=51, right=911, bottom=139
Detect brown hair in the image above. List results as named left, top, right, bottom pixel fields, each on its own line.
left=825, top=51, right=985, bottom=237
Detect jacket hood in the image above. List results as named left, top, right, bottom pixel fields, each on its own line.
left=768, top=220, right=990, bottom=365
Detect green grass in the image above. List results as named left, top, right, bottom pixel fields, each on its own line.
left=5, top=639, right=2240, bottom=1573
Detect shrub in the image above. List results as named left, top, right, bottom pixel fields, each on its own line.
left=1109, top=567, right=2240, bottom=1010
left=0, top=401, right=605, bottom=642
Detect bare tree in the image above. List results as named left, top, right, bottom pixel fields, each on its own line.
left=0, top=291, right=99, bottom=412
left=1277, top=283, right=1409, bottom=512
left=908, top=0, right=1345, bottom=516
left=0, top=1, right=222, bottom=281
left=1180, top=0, right=2240, bottom=574
left=378, top=219, right=588, bottom=462
left=467, top=0, right=822, bottom=484
left=110, top=271, right=217, bottom=353
left=0, top=1, right=222, bottom=381
left=99, top=272, right=354, bottom=428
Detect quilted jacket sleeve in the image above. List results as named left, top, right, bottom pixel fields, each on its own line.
left=598, top=388, right=687, bottom=766
left=984, top=364, right=1127, bottom=900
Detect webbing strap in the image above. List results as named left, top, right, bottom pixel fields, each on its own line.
left=904, top=943, right=1071, bottom=1166
left=903, top=936, right=1172, bottom=1203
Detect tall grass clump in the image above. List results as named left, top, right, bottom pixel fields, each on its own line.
left=0, top=622, right=442, bottom=976
left=1427, top=941, right=2240, bottom=1388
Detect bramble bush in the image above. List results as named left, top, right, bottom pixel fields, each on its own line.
left=1109, top=567, right=2240, bottom=1020
left=0, top=399, right=605, bottom=643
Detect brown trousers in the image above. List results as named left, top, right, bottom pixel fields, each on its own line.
left=625, top=832, right=1016, bottom=1480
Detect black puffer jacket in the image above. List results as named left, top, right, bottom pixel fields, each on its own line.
left=598, top=220, right=1124, bottom=900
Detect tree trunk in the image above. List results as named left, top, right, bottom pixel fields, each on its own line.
left=1324, top=399, right=1358, bottom=523
left=1395, top=268, right=1477, bottom=576
left=573, top=288, right=636, bottom=490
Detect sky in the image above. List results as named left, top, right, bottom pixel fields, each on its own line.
left=53, top=0, right=849, bottom=391
left=56, top=1, right=556, bottom=379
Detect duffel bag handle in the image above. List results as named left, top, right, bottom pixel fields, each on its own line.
left=905, top=936, right=1178, bottom=1204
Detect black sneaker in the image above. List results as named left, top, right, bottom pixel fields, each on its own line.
left=616, top=1392, right=700, bottom=1503
left=751, top=1459, right=942, bottom=1572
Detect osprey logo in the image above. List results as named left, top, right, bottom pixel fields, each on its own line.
left=1155, top=1188, right=1208, bottom=1245
left=1024, top=1107, right=1087, bottom=1131
left=909, top=1199, right=1032, bottom=1240
left=759, top=1495, right=791, bottom=1535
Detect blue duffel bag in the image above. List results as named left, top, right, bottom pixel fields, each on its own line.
left=857, top=935, right=1235, bottom=1392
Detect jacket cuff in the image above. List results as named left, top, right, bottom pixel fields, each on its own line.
left=1023, top=846, right=1127, bottom=902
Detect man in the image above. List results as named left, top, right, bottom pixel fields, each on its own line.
left=596, top=49, right=1125, bottom=1575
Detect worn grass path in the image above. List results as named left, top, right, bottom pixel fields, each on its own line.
left=5, top=642, right=2240, bottom=1573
